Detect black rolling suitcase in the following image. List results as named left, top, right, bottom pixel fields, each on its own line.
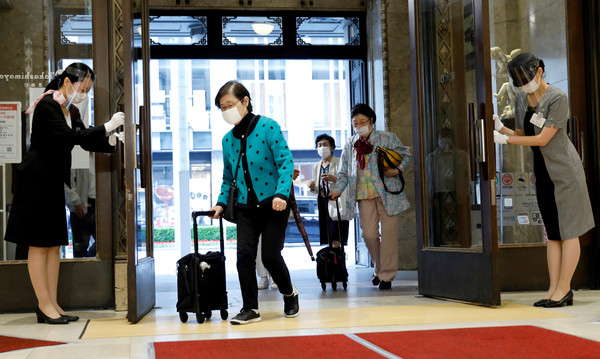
left=316, top=198, right=348, bottom=291
left=176, top=211, right=228, bottom=323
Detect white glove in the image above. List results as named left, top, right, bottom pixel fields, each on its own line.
left=493, top=130, right=509, bottom=145
left=108, top=132, right=125, bottom=146
left=493, top=114, right=504, bottom=132
left=105, top=112, right=124, bottom=134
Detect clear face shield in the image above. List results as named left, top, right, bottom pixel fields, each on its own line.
left=507, top=58, right=541, bottom=96
left=63, top=66, right=94, bottom=110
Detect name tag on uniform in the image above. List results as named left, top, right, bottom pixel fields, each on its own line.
left=530, top=113, right=546, bottom=128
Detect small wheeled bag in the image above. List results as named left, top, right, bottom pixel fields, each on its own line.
left=176, top=211, right=228, bottom=323
left=316, top=198, right=348, bottom=291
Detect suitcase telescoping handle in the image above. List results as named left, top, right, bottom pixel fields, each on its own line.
left=327, top=195, right=345, bottom=252
left=191, top=211, right=225, bottom=255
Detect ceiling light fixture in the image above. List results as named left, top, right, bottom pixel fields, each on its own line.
left=252, top=22, right=274, bottom=36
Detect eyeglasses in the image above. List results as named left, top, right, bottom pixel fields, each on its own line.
left=220, top=100, right=240, bottom=112
left=352, top=120, right=370, bottom=127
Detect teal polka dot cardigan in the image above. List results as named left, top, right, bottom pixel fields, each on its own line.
left=217, top=115, right=294, bottom=207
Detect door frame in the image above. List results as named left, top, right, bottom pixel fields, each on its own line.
left=494, top=0, right=595, bottom=292
left=123, top=0, right=156, bottom=323
left=409, top=0, right=500, bottom=306
left=0, top=0, right=115, bottom=312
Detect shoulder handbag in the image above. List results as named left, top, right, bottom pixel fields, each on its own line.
left=375, top=146, right=405, bottom=195
left=222, top=116, right=257, bottom=223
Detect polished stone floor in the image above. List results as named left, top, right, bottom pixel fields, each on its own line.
left=1, top=247, right=599, bottom=358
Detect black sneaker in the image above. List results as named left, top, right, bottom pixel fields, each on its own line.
left=230, top=309, right=261, bottom=325
left=372, top=275, right=380, bottom=286
left=379, top=281, right=392, bottom=290
left=283, top=286, right=299, bottom=318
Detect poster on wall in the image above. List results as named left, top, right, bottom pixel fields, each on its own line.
left=0, top=102, right=22, bottom=163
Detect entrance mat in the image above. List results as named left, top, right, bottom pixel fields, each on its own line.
left=152, top=334, right=383, bottom=359
left=356, top=325, right=600, bottom=359
left=0, top=335, right=65, bottom=354
left=151, top=326, right=600, bottom=359
left=83, top=301, right=569, bottom=339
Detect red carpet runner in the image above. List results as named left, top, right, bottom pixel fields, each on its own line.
left=0, top=335, right=65, bottom=354
left=357, top=325, right=600, bottom=358
left=153, top=334, right=382, bottom=358
left=152, top=326, right=600, bottom=359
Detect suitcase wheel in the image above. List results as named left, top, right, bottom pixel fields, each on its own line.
left=332, top=282, right=337, bottom=291
left=204, top=311, right=212, bottom=320
left=220, top=308, right=228, bottom=320
left=343, top=282, right=347, bottom=290
left=179, top=311, right=188, bottom=323
left=196, top=312, right=205, bottom=324
left=321, top=282, right=326, bottom=291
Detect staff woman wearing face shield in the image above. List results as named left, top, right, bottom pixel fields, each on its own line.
left=4, top=62, right=125, bottom=324
left=494, top=53, right=595, bottom=308
left=209, top=80, right=298, bottom=325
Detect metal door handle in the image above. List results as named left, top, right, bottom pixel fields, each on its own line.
left=478, top=118, right=486, bottom=163
left=138, top=105, right=147, bottom=189
left=468, top=103, right=477, bottom=181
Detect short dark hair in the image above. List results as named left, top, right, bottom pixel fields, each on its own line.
left=45, top=62, right=95, bottom=92
left=350, top=103, right=376, bottom=123
left=315, top=133, right=335, bottom=149
left=214, top=80, right=253, bottom=113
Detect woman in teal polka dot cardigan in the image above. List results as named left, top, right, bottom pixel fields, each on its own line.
left=209, top=81, right=298, bottom=325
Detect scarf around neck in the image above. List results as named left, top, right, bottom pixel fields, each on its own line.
left=26, top=90, right=67, bottom=114
left=354, top=135, right=373, bottom=170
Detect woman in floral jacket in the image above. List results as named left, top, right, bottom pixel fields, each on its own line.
left=330, top=103, right=412, bottom=290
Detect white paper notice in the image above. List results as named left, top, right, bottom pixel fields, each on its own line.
left=0, top=102, right=22, bottom=163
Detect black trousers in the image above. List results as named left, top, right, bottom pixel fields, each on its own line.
left=236, top=204, right=293, bottom=310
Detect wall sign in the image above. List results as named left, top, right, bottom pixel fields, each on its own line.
left=0, top=102, right=22, bottom=163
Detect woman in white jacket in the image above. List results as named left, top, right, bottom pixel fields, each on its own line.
left=308, top=134, right=349, bottom=248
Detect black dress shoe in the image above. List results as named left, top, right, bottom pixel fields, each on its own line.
left=61, top=314, right=79, bottom=322
left=36, top=307, right=68, bottom=324
left=379, top=281, right=392, bottom=290
left=533, top=299, right=549, bottom=307
left=544, top=290, right=573, bottom=308
left=372, top=275, right=380, bottom=286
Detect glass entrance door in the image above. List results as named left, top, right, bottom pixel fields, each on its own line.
left=123, top=0, right=156, bottom=323
left=410, top=0, right=500, bottom=306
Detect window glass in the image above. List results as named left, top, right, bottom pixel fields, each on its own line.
left=148, top=59, right=356, bottom=251
left=296, top=17, right=360, bottom=46
left=223, top=16, right=283, bottom=46
left=490, top=0, right=569, bottom=245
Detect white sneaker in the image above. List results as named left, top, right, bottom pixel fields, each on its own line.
left=269, top=276, right=278, bottom=290
left=257, top=276, right=268, bottom=290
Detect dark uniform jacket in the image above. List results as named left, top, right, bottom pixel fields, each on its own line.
left=5, top=94, right=114, bottom=247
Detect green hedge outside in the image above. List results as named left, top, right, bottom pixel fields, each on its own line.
left=141, top=226, right=237, bottom=245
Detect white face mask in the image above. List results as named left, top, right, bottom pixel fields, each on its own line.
left=317, top=146, right=331, bottom=159
left=222, top=105, right=243, bottom=125
left=68, top=83, right=87, bottom=105
left=438, top=137, right=453, bottom=151
left=519, top=75, right=540, bottom=94
left=354, top=125, right=371, bottom=137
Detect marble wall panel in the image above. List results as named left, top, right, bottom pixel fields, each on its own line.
left=384, top=1, right=416, bottom=268
left=0, top=1, right=47, bottom=107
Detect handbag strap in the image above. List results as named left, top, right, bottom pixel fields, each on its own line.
left=377, top=152, right=404, bottom=195
left=231, top=115, right=258, bottom=186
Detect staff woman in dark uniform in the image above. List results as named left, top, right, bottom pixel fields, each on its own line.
left=494, top=53, right=595, bottom=307
left=4, top=63, right=125, bottom=324
left=209, top=80, right=298, bottom=325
